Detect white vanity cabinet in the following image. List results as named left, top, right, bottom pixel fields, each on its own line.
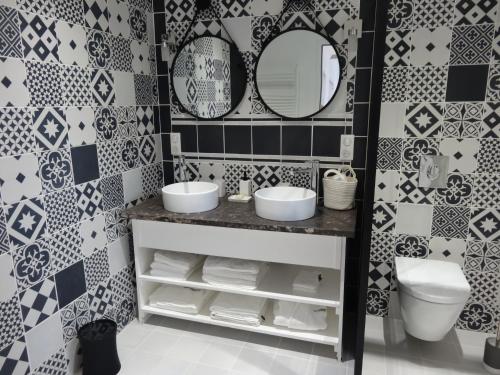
left=131, top=219, right=348, bottom=357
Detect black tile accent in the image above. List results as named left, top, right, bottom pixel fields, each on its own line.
left=161, top=133, right=172, bottom=160
left=353, top=103, right=369, bottom=136
left=198, top=125, right=224, bottom=153
left=163, top=161, right=174, bottom=185
left=159, top=105, right=171, bottom=133
left=312, top=126, right=344, bottom=157
left=156, top=46, right=169, bottom=75
left=55, top=260, right=86, bottom=308
left=224, top=125, right=251, bottom=154
left=446, top=65, right=489, bottom=102
left=357, top=32, right=374, bottom=68
left=353, top=169, right=365, bottom=200
left=71, top=145, right=99, bottom=185
left=172, top=125, right=197, bottom=152
left=352, top=137, right=367, bottom=168
left=282, top=126, right=311, bottom=156
left=157, top=75, right=170, bottom=104
left=154, top=13, right=166, bottom=45
left=153, top=105, right=160, bottom=134
left=354, top=68, right=371, bottom=103
left=360, top=0, right=376, bottom=31
left=252, top=126, right=280, bottom=155
left=153, top=0, right=164, bottom=13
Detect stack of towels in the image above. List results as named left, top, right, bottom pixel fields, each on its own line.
left=149, top=251, right=205, bottom=280
left=273, top=301, right=328, bottom=331
left=210, top=293, right=267, bottom=327
left=149, top=285, right=214, bottom=314
left=202, top=256, right=268, bottom=290
left=292, top=270, right=323, bottom=294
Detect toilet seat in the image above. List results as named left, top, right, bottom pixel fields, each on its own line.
left=395, top=257, right=470, bottom=304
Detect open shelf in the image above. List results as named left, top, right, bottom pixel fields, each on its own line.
left=138, top=262, right=341, bottom=308
left=140, top=301, right=339, bottom=346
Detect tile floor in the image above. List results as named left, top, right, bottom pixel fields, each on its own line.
left=363, top=316, right=491, bottom=375
left=114, top=315, right=353, bottom=375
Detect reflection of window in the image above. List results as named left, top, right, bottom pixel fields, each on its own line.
left=320, top=45, right=340, bottom=106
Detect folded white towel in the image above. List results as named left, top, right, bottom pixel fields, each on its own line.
left=273, top=301, right=328, bottom=331
left=154, top=251, right=205, bottom=271
left=149, top=285, right=213, bottom=314
left=202, top=265, right=268, bottom=290
left=292, top=270, right=322, bottom=294
left=210, top=293, right=267, bottom=327
left=150, top=268, right=192, bottom=280
left=203, top=256, right=264, bottom=276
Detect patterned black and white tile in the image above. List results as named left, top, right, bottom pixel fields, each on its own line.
left=0, top=0, right=157, bottom=367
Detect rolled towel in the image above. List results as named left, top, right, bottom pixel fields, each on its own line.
left=292, top=270, right=323, bottom=294
left=149, top=285, right=213, bottom=314
left=203, top=256, right=265, bottom=277
left=202, top=264, right=268, bottom=290
left=154, top=251, right=205, bottom=271
left=273, top=301, right=328, bottom=331
left=210, top=293, right=267, bottom=327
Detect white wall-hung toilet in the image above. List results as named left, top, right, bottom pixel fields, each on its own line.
left=395, top=257, right=471, bottom=341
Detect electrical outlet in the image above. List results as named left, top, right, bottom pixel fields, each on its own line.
left=170, top=133, right=181, bottom=156
left=340, top=134, right=354, bottom=161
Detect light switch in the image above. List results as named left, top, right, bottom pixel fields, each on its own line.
left=170, top=133, right=181, bottom=155
left=340, top=134, right=354, bottom=161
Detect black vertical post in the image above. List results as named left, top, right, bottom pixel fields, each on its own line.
left=354, top=0, right=388, bottom=374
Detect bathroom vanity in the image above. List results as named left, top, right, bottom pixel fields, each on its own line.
left=126, top=197, right=356, bottom=358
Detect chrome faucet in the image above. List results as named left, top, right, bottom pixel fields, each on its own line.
left=177, top=155, right=188, bottom=182
left=287, top=160, right=320, bottom=203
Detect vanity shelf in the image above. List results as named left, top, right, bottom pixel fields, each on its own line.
left=126, top=197, right=356, bottom=358
left=141, top=300, right=340, bottom=346
left=138, top=262, right=341, bottom=308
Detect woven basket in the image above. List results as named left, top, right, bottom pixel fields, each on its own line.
left=323, top=167, right=357, bottom=210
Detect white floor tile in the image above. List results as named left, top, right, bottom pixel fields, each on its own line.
left=198, top=342, right=243, bottom=369
left=188, top=363, right=230, bottom=375
left=149, top=354, right=193, bottom=375
left=270, top=354, right=310, bottom=375
left=385, top=356, right=424, bottom=375
left=232, top=347, right=276, bottom=375
left=276, top=337, right=314, bottom=359
left=362, top=350, right=387, bottom=375
left=136, top=330, right=180, bottom=356
left=244, top=332, right=281, bottom=352
left=119, top=320, right=155, bottom=349
left=307, top=356, right=347, bottom=375
left=167, top=336, right=211, bottom=362
left=118, top=349, right=162, bottom=375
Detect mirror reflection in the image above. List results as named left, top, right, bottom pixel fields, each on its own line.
left=172, top=36, right=247, bottom=119
left=255, top=30, right=341, bottom=118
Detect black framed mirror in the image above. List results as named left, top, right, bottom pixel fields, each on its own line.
left=255, top=28, right=342, bottom=119
left=171, top=36, right=247, bottom=120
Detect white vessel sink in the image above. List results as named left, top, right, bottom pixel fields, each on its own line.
left=255, top=186, right=316, bottom=221
left=162, top=181, right=219, bottom=213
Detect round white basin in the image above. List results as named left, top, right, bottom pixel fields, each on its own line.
left=162, top=181, right=219, bottom=213
left=255, top=186, right=316, bottom=221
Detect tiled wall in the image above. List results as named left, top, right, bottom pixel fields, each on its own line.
left=367, top=0, right=500, bottom=334
left=0, top=0, right=162, bottom=373
left=153, top=0, right=376, bottom=195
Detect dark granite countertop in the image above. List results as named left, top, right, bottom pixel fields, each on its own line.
left=125, top=197, right=357, bottom=238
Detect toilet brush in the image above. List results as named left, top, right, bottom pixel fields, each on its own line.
left=484, top=321, right=500, bottom=374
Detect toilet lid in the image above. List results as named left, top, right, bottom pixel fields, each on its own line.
left=395, top=257, right=471, bottom=304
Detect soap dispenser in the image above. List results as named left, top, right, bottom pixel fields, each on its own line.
left=239, top=171, right=252, bottom=197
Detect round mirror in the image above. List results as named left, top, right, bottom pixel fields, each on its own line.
left=171, top=36, right=247, bottom=119
left=255, top=29, right=342, bottom=119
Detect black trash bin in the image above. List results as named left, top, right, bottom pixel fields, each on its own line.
left=78, top=319, right=121, bottom=375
